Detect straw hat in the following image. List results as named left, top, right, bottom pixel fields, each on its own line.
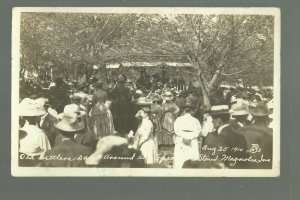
left=210, top=105, right=230, bottom=115
left=161, top=91, right=174, bottom=101
left=85, top=135, right=128, bottom=165
left=36, top=97, right=50, bottom=106
left=58, top=104, right=86, bottom=119
left=230, top=102, right=249, bottom=116
left=19, top=144, right=45, bottom=157
left=55, top=112, right=84, bottom=132
left=249, top=101, right=272, bottom=116
left=136, top=97, right=153, bottom=106
left=19, top=98, right=47, bottom=116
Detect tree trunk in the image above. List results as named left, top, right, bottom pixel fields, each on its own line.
left=197, top=70, right=211, bottom=106
left=208, top=70, right=221, bottom=90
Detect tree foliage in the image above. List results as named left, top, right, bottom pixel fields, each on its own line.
left=20, top=13, right=274, bottom=104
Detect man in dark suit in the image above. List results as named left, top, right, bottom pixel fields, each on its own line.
left=203, top=105, right=247, bottom=169
left=43, top=112, right=93, bottom=167
left=237, top=101, right=273, bottom=169
left=36, top=98, right=59, bottom=148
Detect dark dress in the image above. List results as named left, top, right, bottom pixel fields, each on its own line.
left=112, top=83, right=132, bottom=135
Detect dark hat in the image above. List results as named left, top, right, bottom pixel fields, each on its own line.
left=90, top=77, right=99, bottom=84
left=141, top=106, right=151, bottom=114
left=94, top=81, right=103, bottom=89
left=210, top=105, right=230, bottom=115
left=76, top=82, right=87, bottom=90
left=249, top=101, right=272, bottom=116
left=71, top=93, right=82, bottom=101
left=179, top=90, right=189, bottom=98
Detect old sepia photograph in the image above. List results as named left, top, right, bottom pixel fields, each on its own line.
left=11, top=7, right=280, bottom=176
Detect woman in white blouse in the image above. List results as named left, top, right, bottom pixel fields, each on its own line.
left=134, top=107, right=158, bottom=165
left=173, top=102, right=201, bottom=168
left=19, top=98, right=51, bottom=158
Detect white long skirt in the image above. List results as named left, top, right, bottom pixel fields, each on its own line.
left=173, top=137, right=199, bottom=169
left=140, top=137, right=158, bottom=165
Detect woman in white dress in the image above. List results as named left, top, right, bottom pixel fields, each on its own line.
left=134, top=107, right=158, bottom=165
left=173, top=102, right=201, bottom=168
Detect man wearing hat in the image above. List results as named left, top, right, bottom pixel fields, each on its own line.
left=54, top=104, right=97, bottom=150
left=43, top=112, right=94, bottom=167
left=173, top=102, right=201, bottom=168
left=229, top=102, right=251, bottom=130
left=203, top=105, right=247, bottom=168
left=237, top=101, right=273, bottom=169
left=73, top=82, right=89, bottom=105
left=36, top=98, right=59, bottom=148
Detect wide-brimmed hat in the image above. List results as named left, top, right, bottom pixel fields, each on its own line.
left=136, top=97, right=153, bottom=106
left=150, top=93, right=161, bottom=102
left=210, top=105, right=230, bottom=115
left=161, top=91, right=174, bottom=101
left=55, top=112, right=84, bottom=132
left=19, top=98, right=47, bottom=116
left=58, top=104, right=86, bottom=119
left=230, top=102, right=249, bottom=116
left=71, top=93, right=82, bottom=101
left=249, top=101, right=272, bottom=116
left=36, top=97, right=50, bottom=107
left=19, top=144, right=45, bottom=157
left=85, top=135, right=129, bottom=165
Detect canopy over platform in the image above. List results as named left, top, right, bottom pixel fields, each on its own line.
left=106, top=62, right=192, bottom=69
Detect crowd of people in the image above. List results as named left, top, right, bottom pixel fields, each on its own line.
left=18, top=74, right=274, bottom=169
